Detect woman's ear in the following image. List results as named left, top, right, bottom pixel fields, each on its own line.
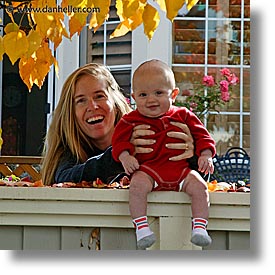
left=171, top=88, right=179, bottom=102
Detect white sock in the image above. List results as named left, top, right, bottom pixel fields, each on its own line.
left=133, top=216, right=156, bottom=249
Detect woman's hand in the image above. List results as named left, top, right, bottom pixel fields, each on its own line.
left=130, top=124, right=156, bottom=154
left=165, top=121, right=194, bottom=161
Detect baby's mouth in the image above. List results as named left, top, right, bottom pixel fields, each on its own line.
left=86, top=115, right=104, bottom=125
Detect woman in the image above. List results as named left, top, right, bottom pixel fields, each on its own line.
left=41, top=63, right=194, bottom=186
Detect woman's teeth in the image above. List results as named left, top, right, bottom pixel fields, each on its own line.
left=87, top=116, right=104, bottom=124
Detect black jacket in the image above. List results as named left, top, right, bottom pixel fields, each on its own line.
left=54, top=146, right=124, bottom=184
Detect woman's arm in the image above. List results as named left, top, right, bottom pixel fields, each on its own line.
left=54, top=147, right=124, bottom=184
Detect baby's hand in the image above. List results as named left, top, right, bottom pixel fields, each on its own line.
left=119, top=151, right=140, bottom=175
left=198, top=155, right=214, bottom=175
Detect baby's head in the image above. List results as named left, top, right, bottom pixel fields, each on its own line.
left=132, top=59, right=179, bottom=118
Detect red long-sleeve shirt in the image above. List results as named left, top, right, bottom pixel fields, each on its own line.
left=112, top=106, right=216, bottom=188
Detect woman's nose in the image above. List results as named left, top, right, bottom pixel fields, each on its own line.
left=87, top=99, right=99, bottom=111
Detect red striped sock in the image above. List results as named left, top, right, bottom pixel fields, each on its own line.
left=133, top=216, right=149, bottom=230
left=192, top=218, right=208, bottom=230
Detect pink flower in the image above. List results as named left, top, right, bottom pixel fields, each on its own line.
left=227, top=73, right=239, bottom=85
left=221, top=91, right=230, bottom=102
left=219, top=80, right=229, bottom=93
left=220, top=68, right=231, bottom=77
left=203, top=75, right=215, bottom=87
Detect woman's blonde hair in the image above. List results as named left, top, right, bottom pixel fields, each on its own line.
left=41, top=63, right=132, bottom=185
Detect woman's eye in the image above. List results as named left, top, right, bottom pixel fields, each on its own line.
left=75, top=98, right=87, bottom=105
left=94, top=92, right=107, bottom=100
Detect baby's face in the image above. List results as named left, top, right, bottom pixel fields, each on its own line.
left=132, top=71, right=177, bottom=118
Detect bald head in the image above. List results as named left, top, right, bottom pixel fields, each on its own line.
left=132, top=59, right=176, bottom=92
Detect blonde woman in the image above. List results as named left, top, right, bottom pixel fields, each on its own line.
left=41, top=63, right=194, bottom=186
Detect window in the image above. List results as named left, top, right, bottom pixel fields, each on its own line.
left=172, top=0, right=250, bottom=155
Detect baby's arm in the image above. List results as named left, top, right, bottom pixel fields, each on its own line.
left=119, top=151, right=140, bottom=175
left=198, top=149, right=214, bottom=175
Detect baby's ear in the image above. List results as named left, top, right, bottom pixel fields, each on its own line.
left=171, top=88, right=179, bottom=101
left=131, top=92, right=135, bottom=101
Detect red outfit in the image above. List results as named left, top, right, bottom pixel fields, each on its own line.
left=112, top=106, right=216, bottom=191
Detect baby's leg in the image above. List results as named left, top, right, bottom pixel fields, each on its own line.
left=182, top=170, right=212, bottom=247
left=129, top=171, right=156, bottom=249
left=182, top=170, right=209, bottom=218
left=129, top=170, right=154, bottom=219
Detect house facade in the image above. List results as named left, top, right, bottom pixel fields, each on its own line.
left=0, top=0, right=250, bottom=157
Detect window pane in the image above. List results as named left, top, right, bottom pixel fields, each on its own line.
left=208, top=0, right=241, bottom=18
left=184, top=0, right=250, bottom=18
left=173, top=67, right=205, bottom=101
left=173, top=20, right=206, bottom=64
left=207, top=114, right=240, bottom=154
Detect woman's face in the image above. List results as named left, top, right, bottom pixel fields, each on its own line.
left=74, top=74, right=116, bottom=150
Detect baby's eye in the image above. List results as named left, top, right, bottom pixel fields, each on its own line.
left=155, top=91, right=164, bottom=96
left=139, top=92, right=147, bottom=97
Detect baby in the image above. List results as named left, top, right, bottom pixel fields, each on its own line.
left=112, top=59, right=216, bottom=249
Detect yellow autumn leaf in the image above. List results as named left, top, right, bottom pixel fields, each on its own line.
left=156, top=0, right=198, bottom=21
left=63, top=0, right=89, bottom=37
left=155, top=0, right=166, bottom=11
left=34, top=41, right=56, bottom=88
left=166, top=0, right=186, bottom=21
left=31, top=0, right=67, bottom=44
left=3, top=30, right=29, bottom=65
left=0, top=36, right=4, bottom=61
left=50, top=16, right=69, bottom=49
left=26, top=30, right=43, bottom=58
left=88, top=0, right=110, bottom=32
left=69, top=13, right=87, bottom=37
left=19, top=56, right=36, bottom=90
left=4, top=22, right=19, bottom=34
left=64, top=0, right=87, bottom=11
left=122, top=0, right=141, bottom=18
left=186, top=0, right=199, bottom=11
left=19, top=40, right=57, bottom=90
left=110, top=20, right=131, bottom=39
left=115, top=0, right=124, bottom=21
left=110, top=1, right=144, bottom=38
left=142, top=4, right=160, bottom=40
left=33, top=13, right=55, bottom=37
